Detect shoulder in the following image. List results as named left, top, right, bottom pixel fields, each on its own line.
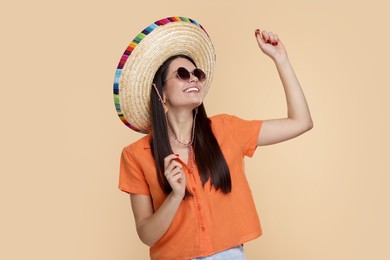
left=209, top=114, right=262, bottom=144
left=209, top=114, right=234, bottom=125
left=122, top=134, right=151, bottom=157
left=209, top=114, right=249, bottom=129
left=208, top=114, right=239, bottom=139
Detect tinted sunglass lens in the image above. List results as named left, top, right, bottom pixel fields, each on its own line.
left=177, top=67, right=191, bottom=80
left=194, top=69, right=206, bottom=81
left=176, top=67, right=206, bottom=82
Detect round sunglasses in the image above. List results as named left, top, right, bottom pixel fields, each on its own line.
left=164, top=67, right=206, bottom=82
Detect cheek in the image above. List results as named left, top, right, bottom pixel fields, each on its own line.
left=164, top=86, right=181, bottom=102
left=163, top=85, right=174, bottom=98
left=199, top=84, right=206, bottom=97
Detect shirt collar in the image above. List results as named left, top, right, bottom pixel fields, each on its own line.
left=143, top=133, right=152, bottom=149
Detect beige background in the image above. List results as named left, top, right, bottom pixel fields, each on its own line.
left=2, top=0, right=389, bottom=259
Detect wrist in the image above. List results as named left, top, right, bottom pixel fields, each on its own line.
left=272, top=51, right=289, bottom=64
left=169, top=191, right=184, bottom=202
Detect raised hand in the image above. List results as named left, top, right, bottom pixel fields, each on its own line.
left=255, top=29, right=287, bottom=62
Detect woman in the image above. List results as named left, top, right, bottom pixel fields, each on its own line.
left=115, top=17, right=313, bottom=260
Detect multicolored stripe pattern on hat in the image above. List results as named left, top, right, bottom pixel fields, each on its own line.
left=113, top=17, right=208, bottom=133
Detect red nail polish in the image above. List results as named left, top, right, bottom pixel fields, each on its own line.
left=175, top=154, right=179, bottom=157
left=272, top=42, right=277, bottom=46
left=266, top=39, right=271, bottom=44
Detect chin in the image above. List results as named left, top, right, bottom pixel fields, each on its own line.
left=191, top=98, right=203, bottom=108
left=184, top=100, right=202, bottom=111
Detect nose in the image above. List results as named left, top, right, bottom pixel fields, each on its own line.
left=189, top=72, right=199, bottom=82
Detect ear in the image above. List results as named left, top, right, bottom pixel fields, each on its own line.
left=162, top=87, right=167, bottom=100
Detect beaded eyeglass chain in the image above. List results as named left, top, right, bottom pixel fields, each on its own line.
left=152, top=84, right=197, bottom=173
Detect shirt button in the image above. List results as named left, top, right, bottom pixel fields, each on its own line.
left=201, top=227, right=205, bottom=232
left=197, top=205, right=201, bottom=210
left=192, top=187, right=196, bottom=192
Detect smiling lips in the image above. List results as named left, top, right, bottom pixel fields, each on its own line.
left=183, top=86, right=200, bottom=93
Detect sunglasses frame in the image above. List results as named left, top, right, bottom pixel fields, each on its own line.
left=164, top=67, right=206, bottom=83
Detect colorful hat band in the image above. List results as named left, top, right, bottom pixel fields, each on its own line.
left=113, top=17, right=215, bottom=133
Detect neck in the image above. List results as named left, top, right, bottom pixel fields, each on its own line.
left=166, top=109, right=194, bottom=144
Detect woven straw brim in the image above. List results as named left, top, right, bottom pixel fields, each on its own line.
left=114, top=18, right=216, bottom=133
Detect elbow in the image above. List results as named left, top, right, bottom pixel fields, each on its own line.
left=293, top=118, right=314, bottom=134
left=306, top=119, right=314, bottom=132
left=138, top=232, right=156, bottom=247
left=296, top=118, right=314, bottom=134
left=141, top=239, right=155, bottom=247
left=136, top=226, right=158, bottom=247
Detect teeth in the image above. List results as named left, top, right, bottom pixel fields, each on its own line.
left=184, top=87, right=199, bottom=93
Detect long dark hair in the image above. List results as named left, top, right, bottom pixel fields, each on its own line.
left=150, top=55, right=231, bottom=198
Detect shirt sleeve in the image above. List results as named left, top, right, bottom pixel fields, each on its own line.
left=225, top=114, right=262, bottom=157
left=119, top=147, right=151, bottom=195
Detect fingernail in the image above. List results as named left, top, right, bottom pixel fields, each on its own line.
left=255, top=29, right=260, bottom=34
left=175, top=154, right=179, bottom=157
left=272, top=42, right=277, bottom=46
left=266, top=40, right=271, bottom=44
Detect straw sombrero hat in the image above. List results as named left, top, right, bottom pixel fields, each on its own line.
left=113, top=16, right=216, bottom=133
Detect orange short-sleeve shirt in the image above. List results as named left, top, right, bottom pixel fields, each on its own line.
left=119, top=114, right=262, bottom=260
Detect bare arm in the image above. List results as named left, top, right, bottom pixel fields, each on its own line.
left=130, top=154, right=185, bottom=246
left=255, top=29, right=313, bottom=146
left=130, top=192, right=182, bottom=246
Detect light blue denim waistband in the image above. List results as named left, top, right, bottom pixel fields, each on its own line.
left=191, top=245, right=245, bottom=260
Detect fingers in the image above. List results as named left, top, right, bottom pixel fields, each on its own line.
left=164, top=162, right=183, bottom=179
left=164, top=153, right=179, bottom=169
left=164, top=154, right=185, bottom=184
left=255, top=29, right=279, bottom=46
left=167, top=169, right=185, bottom=184
left=164, top=154, right=182, bottom=173
left=165, top=162, right=186, bottom=193
left=255, top=29, right=265, bottom=46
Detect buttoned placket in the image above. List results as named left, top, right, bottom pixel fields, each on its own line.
left=178, top=158, right=213, bottom=253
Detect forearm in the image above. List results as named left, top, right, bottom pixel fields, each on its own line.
left=274, top=56, right=313, bottom=129
left=135, top=193, right=182, bottom=246
left=255, top=29, right=313, bottom=146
